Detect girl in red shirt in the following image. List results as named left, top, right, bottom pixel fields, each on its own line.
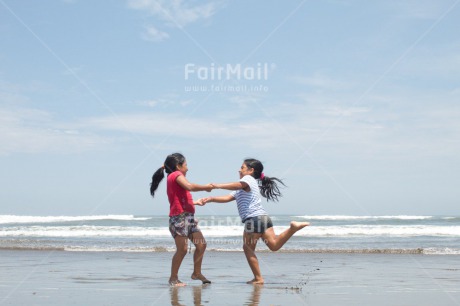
left=150, top=153, right=212, bottom=286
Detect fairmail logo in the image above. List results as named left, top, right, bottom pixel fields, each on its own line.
left=184, top=63, right=270, bottom=81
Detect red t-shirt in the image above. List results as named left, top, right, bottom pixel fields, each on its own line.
left=167, top=171, right=195, bottom=217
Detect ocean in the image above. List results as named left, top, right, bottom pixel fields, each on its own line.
left=1, top=215, right=459, bottom=255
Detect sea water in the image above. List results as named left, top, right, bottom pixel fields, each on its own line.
left=1, top=215, right=459, bottom=254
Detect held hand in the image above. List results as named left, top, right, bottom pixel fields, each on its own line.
left=210, top=183, right=218, bottom=189
left=195, top=198, right=206, bottom=206
left=202, top=197, right=213, bottom=204
left=204, top=183, right=213, bottom=192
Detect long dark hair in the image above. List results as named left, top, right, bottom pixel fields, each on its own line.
left=244, top=158, right=285, bottom=202
left=150, top=153, right=186, bottom=198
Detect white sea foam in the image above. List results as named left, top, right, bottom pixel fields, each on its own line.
left=294, top=215, right=433, bottom=220
left=422, top=248, right=460, bottom=255
left=303, top=225, right=460, bottom=237
left=2, top=245, right=458, bottom=255
left=1, top=214, right=458, bottom=255
left=63, top=246, right=176, bottom=252
left=1, top=225, right=459, bottom=238
left=0, top=226, right=170, bottom=237
left=0, top=215, right=150, bottom=224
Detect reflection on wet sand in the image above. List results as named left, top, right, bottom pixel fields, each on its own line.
left=193, top=285, right=204, bottom=305
left=170, top=283, right=264, bottom=305
left=170, top=286, right=184, bottom=306
left=170, top=284, right=210, bottom=306
left=246, top=284, right=263, bottom=306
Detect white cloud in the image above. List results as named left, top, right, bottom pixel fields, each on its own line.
left=0, top=108, right=109, bottom=155
left=78, top=81, right=460, bottom=157
left=77, top=109, right=368, bottom=152
left=137, top=99, right=160, bottom=108
left=142, top=25, right=169, bottom=42
left=290, top=74, right=351, bottom=91
left=228, top=94, right=262, bottom=108
left=2, top=84, right=458, bottom=159
left=395, top=44, right=460, bottom=78
left=83, top=113, right=234, bottom=138
left=136, top=97, right=191, bottom=108
left=128, top=0, right=222, bottom=42
left=128, top=0, right=219, bottom=28
left=389, top=0, right=454, bottom=20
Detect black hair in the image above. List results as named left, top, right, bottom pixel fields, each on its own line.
left=243, top=158, right=285, bottom=202
left=150, top=153, right=186, bottom=198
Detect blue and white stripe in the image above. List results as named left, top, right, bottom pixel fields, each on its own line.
left=230, top=175, right=267, bottom=222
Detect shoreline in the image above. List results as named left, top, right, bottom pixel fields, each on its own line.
left=0, top=246, right=457, bottom=255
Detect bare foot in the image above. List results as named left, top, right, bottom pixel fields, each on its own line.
left=169, top=279, right=186, bottom=287
left=191, top=273, right=211, bottom=284
left=290, top=221, right=310, bottom=231
left=246, top=278, right=264, bottom=284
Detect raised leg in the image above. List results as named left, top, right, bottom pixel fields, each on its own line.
left=262, top=221, right=309, bottom=251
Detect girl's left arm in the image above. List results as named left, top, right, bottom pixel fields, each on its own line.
left=176, top=175, right=213, bottom=192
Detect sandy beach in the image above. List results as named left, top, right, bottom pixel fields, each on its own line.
left=0, top=250, right=459, bottom=305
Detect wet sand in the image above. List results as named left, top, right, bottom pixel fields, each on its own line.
left=0, top=250, right=459, bottom=305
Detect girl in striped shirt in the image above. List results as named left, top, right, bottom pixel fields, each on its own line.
left=204, top=158, right=310, bottom=284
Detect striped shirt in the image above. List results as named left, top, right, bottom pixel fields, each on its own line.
left=230, top=175, right=267, bottom=222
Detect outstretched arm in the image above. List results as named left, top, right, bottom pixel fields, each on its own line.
left=211, top=181, right=248, bottom=191
left=176, top=175, right=213, bottom=192
left=204, top=195, right=235, bottom=204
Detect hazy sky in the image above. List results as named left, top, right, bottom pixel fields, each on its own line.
left=1, top=0, right=459, bottom=217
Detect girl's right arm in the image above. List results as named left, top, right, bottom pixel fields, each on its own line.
left=176, top=175, right=213, bottom=192
left=211, top=182, right=248, bottom=191
left=204, top=195, right=235, bottom=204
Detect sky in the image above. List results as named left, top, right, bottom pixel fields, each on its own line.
left=0, top=0, right=459, bottom=217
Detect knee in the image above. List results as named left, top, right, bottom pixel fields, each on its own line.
left=243, top=243, right=254, bottom=254
left=265, top=240, right=280, bottom=252
left=176, top=246, right=188, bottom=256
left=195, top=241, right=207, bottom=252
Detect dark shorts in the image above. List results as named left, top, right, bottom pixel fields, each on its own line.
left=169, top=212, right=201, bottom=238
left=243, top=215, right=273, bottom=234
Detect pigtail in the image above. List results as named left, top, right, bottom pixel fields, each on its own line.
left=259, top=175, right=285, bottom=202
left=150, top=167, right=165, bottom=198
left=243, top=158, right=286, bottom=202
left=150, top=153, right=186, bottom=198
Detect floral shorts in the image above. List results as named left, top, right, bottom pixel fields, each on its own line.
left=169, top=212, right=200, bottom=238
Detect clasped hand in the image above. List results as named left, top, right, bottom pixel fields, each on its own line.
left=203, top=183, right=218, bottom=192
left=195, top=183, right=217, bottom=206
